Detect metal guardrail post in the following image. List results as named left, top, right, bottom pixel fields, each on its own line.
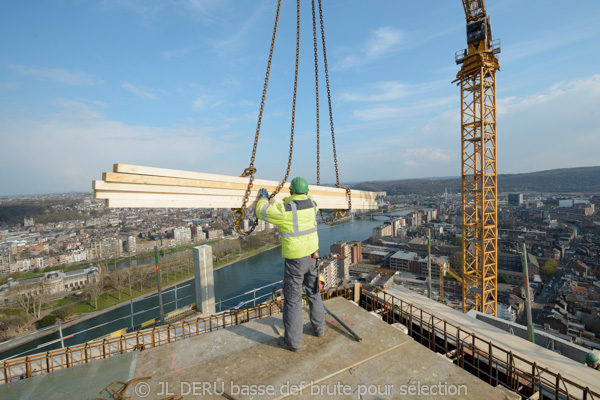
left=3, top=361, right=9, bottom=383
left=508, top=351, right=515, bottom=390
left=175, top=285, right=178, bottom=310
left=155, top=246, right=165, bottom=325
left=489, top=342, right=493, bottom=385
left=443, top=320, right=448, bottom=353
left=130, top=299, right=134, bottom=330
left=58, top=319, right=65, bottom=348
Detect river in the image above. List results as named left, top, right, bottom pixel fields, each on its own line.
left=0, top=211, right=411, bottom=360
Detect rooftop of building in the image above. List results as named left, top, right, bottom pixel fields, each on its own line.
left=0, top=297, right=517, bottom=400
left=2, top=284, right=599, bottom=399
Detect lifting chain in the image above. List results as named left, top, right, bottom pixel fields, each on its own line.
left=233, top=0, right=282, bottom=235
left=233, top=0, right=302, bottom=235
left=270, top=0, right=300, bottom=201
left=312, top=0, right=351, bottom=225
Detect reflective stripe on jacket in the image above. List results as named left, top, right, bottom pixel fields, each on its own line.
left=256, top=193, right=319, bottom=259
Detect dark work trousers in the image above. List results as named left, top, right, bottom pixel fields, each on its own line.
left=283, top=255, right=325, bottom=349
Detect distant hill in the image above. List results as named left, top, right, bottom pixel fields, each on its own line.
left=352, top=166, right=600, bottom=195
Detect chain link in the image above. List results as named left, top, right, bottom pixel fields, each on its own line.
left=233, top=0, right=282, bottom=235
left=234, top=0, right=350, bottom=233
left=319, top=0, right=340, bottom=186
left=313, top=0, right=320, bottom=188
left=315, top=0, right=351, bottom=225
left=312, top=0, right=329, bottom=226
left=269, top=0, right=300, bottom=201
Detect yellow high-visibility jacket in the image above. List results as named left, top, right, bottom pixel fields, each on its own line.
left=256, top=193, right=319, bottom=259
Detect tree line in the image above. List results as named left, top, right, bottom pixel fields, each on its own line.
left=0, top=252, right=195, bottom=339
left=82, top=252, right=195, bottom=309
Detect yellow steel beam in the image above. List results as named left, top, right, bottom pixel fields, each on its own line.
left=458, top=52, right=499, bottom=316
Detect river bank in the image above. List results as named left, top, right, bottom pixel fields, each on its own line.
left=0, top=214, right=396, bottom=360
left=0, top=241, right=281, bottom=353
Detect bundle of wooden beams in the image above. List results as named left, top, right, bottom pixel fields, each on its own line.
left=93, top=164, right=385, bottom=210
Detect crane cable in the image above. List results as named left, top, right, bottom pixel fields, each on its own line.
left=313, top=0, right=351, bottom=225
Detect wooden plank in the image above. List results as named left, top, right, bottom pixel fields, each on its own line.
left=103, top=172, right=380, bottom=199
left=96, top=191, right=378, bottom=210
left=94, top=163, right=384, bottom=211
left=94, top=180, right=380, bottom=200
left=105, top=198, right=379, bottom=210
left=93, top=180, right=250, bottom=196
left=111, top=164, right=384, bottom=198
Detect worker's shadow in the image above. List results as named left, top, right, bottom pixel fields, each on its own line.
left=226, top=315, right=283, bottom=347
left=228, top=306, right=357, bottom=349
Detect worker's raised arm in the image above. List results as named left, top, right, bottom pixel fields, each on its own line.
left=306, top=193, right=319, bottom=214
left=256, top=197, right=286, bottom=226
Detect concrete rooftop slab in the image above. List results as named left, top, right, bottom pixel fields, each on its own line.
left=384, top=286, right=600, bottom=395
left=0, top=350, right=138, bottom=400
left=127, top=297, right=511, bottom=399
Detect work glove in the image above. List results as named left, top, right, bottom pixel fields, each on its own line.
left=259, top=188, right=269, bottom=198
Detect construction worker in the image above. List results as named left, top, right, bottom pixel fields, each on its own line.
left=586, top=352, right=600, bottom=370
left=257, top=177, right=325, bottom=352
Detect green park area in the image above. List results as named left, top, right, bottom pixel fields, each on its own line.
left=0, top=232, right=280, bottom=338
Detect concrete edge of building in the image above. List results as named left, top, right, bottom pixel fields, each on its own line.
left=467, top=310, right=593, bottom=364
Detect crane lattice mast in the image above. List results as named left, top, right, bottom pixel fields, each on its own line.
left=455, top=0, right=501, bottom=316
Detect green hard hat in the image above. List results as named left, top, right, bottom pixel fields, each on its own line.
left=586, top=352, right=599, bottom=364
left=290, top=177, right=309, bottom=194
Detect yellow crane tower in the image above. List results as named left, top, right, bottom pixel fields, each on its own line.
left=454, top=0, right=501, bottom=316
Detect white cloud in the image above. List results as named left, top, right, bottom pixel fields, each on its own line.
left=335, top=27, right=403, bottom=70
left=122, top=82, right=157, bottom=99
left=496, top=74, right=600, bottom=173
left=502, top=16, right=600, bottom=65
left=403, top=148, right=451, bottom=163
left=340, top=82, right=412, bottom=102
left=340, top=79, right=449, bottom=103
left=162, top=46, right=195, bottom=59
left=367, top=27, right=403, bottom=58
left=98, top=0, right=231, bottom=24
left=351, top=96, right=454, bottom=121
left=179, top=0, right=229, bottom=17
left=192, top=97, right=207, bottom=111
left=328, top=74, right=600, bottom=183
left=10, top=64, right=96, bottom=86
left=192, top=95, right=222, bottom=112
left=0, top=99, right=239, bottom=195
left=205, top=1, right=268, bottom=56
left=0, top=82, right=18, bottom=91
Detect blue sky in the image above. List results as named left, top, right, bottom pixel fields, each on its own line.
left=1, top=0, right=599, bottom=196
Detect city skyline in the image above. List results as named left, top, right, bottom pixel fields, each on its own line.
left=1, top=1, right=600, bottom=196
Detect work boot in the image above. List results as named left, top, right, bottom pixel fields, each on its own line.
left=278, top=336, right=300, bottom=352
left=313, top=328, right=324, bottom=337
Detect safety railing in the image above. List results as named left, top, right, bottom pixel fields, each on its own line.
left=0, top=283, right=357, bottom=384
left=360, top=289, right=600, bottom=400
left=0, top=283, right=197, bottom=361
left=216, top=279, right=284, bottom=312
